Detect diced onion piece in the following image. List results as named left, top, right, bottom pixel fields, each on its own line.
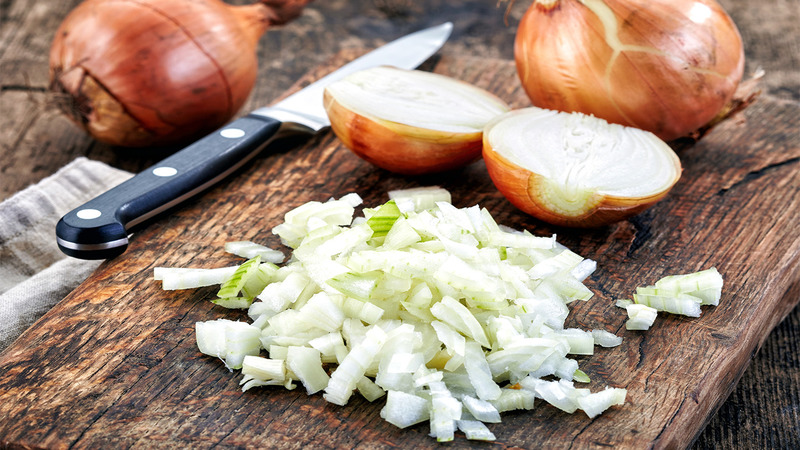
left=461, top=396, right=502, bottom=423
left=389, top=186, right=452, bottom=213
left=156, top=266, right=238, bottom=290
left=457, top=419, right=497, bottom=441
left=573, top=369, right=591, bottom=384
left=366, top=200, right=402, bottom=238
left=242, top=355, right=286, bottom=382
left=464, top=341, right=501, bottom=401
left=430, top=296, right=490, bottom=348
left=356, top=376, right=386, bottom=402
left=483, top=107, right=682, bottom=228
left=654, top=267, right=724, bottom=306
left=633, top=289, right=702, bottom=317
left=615, top=299, right=634, bottom=309
left=430, top=395, right=462, bottom=442
left=381, top=390, right=430, bottom=428
left=212, top=296, right=254, bottom=310
left=522, top=378, right=588, bottom=414
left=286, top=346, right=329, bottom=395
left=295, top=292, right=345, bottom=333
left=324, top=66, right=511, bottom=175
left=547, top=328, right=595, bottom=355
left=326, top=272, right=380, bottom=301
left=576, top=387, right=627, bottom=419
left=225, top=241, right=285, bottom=263
left=324, top=326, right=387, bottom=406
left=217, top=256, right=261, bottom=298
left=592, top=329, right=623, bottom=348
left=489, top=388, right=536, bottom=413
left=626, top=304, right=659, bottom=331
left=196, top=319, right=261, bottom=370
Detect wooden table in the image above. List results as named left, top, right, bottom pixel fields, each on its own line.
left=1, top=0, right=798, bottom=447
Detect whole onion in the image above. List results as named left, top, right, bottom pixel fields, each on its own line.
left=49, top=0, right=311, bottom=148
left=514, top=0, right=745, bottom=141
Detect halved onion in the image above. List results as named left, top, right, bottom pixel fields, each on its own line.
left=324, top=66, right=510, bottom=175
left=483, top=107, right=682, bottom=227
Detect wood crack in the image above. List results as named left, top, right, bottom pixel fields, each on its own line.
left=626, top=210, right=654, bottom=258
left=716, top=157, right=800, bottom=196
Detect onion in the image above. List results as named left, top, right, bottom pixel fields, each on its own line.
left=513, top=0, right=745, bottom=141
left=482, top=107, right=682, bottom=228
left=49, top=0, right=310, bottom=147
left=323, top=66, right=510, bottom=175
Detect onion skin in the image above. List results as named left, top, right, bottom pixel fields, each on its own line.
left=514, top=0, right=745, bottom=141
left=49, top=0, right=310, bottom=148
left=324, top=90, right=486, bottom=175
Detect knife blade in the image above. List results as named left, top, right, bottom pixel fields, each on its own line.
left=56, top=22, right=453, bottom=260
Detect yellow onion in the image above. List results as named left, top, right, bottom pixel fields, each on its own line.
left=49, top=0, right=310, bottom=147
left=324, top=66, right=510, bottom=175
left=514, top=0, right=745, bottom=141
left=483, top=107, right=682, bottom=227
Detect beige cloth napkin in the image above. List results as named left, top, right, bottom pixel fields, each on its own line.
left=0, top=157, right=132, bottom=352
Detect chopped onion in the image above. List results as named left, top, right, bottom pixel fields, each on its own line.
left=158, top=187, right=703, bottom=442
left=625, top=304, right=659, bottom=331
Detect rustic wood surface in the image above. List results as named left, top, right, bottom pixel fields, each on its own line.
left=1, top=0, right=798, bottom=448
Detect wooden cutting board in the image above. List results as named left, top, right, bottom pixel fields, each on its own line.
left=1, top=52, right=798, bottom=448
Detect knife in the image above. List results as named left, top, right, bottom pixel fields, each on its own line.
left=55, top=22, right=453, bottom=260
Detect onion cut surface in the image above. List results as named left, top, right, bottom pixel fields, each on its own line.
left=324, top=66, right=510, bottom=175
left=483, top=107, right=682, bottom=227
left=159, top=187, right=639, bottom=442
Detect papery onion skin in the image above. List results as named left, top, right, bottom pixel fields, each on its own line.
left=514, top=0, right=745, bottom=142
left=49, top=0, right=310, bottom=148
left=324, top=91, right=487, bottom=175
left=482, top=108, right=682, bottom=228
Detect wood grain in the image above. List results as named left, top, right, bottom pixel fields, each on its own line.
left=1, top=52, right=798, bottom=448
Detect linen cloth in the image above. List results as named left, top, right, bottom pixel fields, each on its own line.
left=0, top=157, right=132, bottom=352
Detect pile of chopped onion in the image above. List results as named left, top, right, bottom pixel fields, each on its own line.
left=616, top=268, right=724, bottom=330
left=159, top=187, right=728, bottom=442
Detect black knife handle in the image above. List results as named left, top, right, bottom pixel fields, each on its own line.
left=56, top=114, right=282, bottom=260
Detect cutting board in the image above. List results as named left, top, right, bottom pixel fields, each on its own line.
left=1, top=52, right=799, bottom=449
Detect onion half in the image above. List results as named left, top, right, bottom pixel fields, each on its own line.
left=482, top=107, right=682, bottom=227
left=324, top=66, right=510, bottom=175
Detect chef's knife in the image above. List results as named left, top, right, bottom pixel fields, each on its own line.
left=56, top=22, right=453, bottom=260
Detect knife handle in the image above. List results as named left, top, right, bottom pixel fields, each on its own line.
left=56, top=115, right=282, bottom=260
